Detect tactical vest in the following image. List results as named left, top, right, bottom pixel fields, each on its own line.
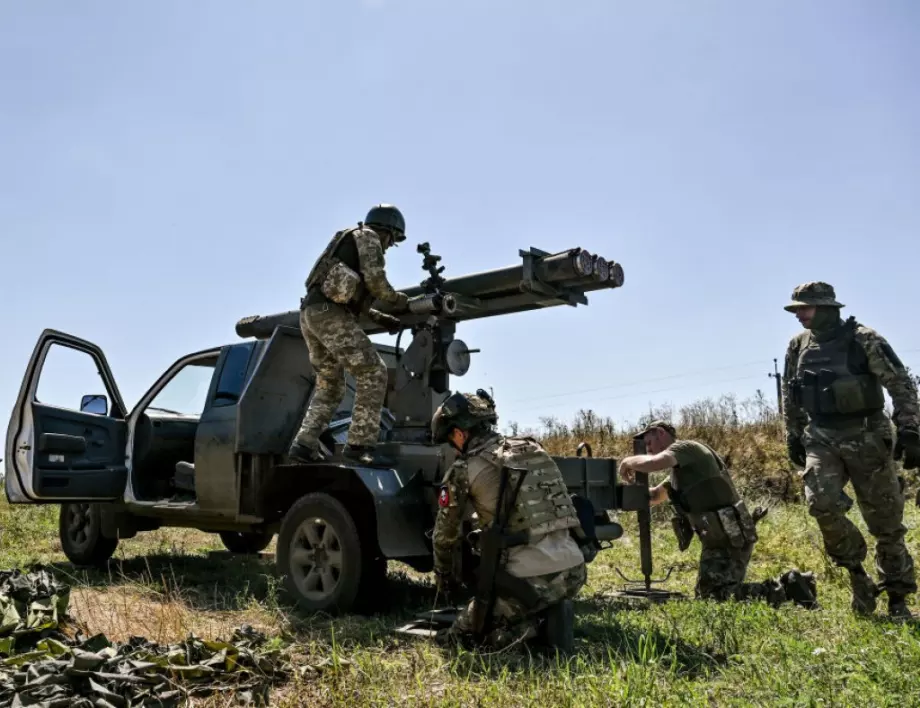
left=671, top=443, right=757, bottom=549
left=304, top=225, right=371, bottom=312
left=474, top=437, right=581, bottom=541
left=790, top=317, right=885, bottom=423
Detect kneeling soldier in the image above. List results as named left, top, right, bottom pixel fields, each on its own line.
left=619, top=420, right=818, bottom=608
left=430, top=390, right=587, bottom=650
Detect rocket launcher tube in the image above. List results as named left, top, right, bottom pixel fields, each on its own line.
left=235, top=246, right=623, bottom=339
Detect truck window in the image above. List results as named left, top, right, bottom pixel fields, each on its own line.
left=212, top=343, right=255, bottom=407
left=35, top=343, right=113, bottom=415
left=147, top=361, right=216, bottom=417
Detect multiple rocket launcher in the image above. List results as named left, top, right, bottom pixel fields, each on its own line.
left=235, top=246, right=624, bottom=339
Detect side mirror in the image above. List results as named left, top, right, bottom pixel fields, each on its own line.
left=80, top=394, right=108, bottom=416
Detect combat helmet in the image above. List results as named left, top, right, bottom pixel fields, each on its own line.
left=784, top=282, right=844, bottom=312
left=431, top=389, right=498, bottom=444
left=364, top=203, right=406, bottom=243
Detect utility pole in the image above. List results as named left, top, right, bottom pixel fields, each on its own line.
left=767, top=358, right=783, bottom=416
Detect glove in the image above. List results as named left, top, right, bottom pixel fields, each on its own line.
left=894, top=429, right=920, bottom=470
left=369, top=309, right=402, bottom=335
left=787, top=437, right=806, bottom=467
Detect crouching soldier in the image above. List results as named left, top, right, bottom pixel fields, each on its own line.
left=430, top=390, right=587, bottom=651
left=618, top=420, right=818, bottom=609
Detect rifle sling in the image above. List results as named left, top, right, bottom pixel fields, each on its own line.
left=473, top=465, right=530, bottom=638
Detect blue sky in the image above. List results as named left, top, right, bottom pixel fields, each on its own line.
left=2, top=0, right=919, bottom=435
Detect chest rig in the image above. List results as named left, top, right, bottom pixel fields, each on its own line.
left=790, top=317, right=884, bottom=424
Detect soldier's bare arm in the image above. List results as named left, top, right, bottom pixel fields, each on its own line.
left=782, top=337, right=808, bottom=441
left=857, top=328, right=920, bottom=433
left=353, top=228, right=410, bottom=310
left=432, top=462, right=470, bottom=576
left=618, top=450, right=677, bottom=482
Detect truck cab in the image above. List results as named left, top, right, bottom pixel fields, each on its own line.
left=5, top=325, right=622, bottom=615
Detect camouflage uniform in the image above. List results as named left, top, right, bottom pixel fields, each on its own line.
left=651, top=434, right=814, bottom=607
left=782, top=281, right=920, bottom=617
left=292, top=214, right=409, bottom=459
left=431, top=396, right=586, bottom=648
left=697, top=544, right=783, bottom=604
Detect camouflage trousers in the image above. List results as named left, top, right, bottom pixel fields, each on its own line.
left=451, top=563, right=587, bottom=647
left=293, top=302, right=388, bottom=449
left=696, top=542, right=783, bottom=604
left=801, top=423, right=916, bottom=596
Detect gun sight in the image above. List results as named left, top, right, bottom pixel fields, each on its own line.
left=417, top=241, right=447, bottom=292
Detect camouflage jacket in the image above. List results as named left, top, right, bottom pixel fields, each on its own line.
left=432, top=433, right=583, bottom=580
left=783, top=319, right=920, bottom=440
left=351, top=226, right=408, bottom=309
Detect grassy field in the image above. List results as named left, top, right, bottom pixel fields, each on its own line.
left=3, top=394, right=920, bottom=706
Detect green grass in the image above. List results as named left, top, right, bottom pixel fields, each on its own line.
left=3, top=394, right=920, bottom=706
left=4, top=496, right=920, bottom=706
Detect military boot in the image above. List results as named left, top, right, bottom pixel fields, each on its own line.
left=779, top=569, right=819, bottom=610
left=286, top=441, right=326, bottom=464
left=848, top=566, right=879, bottom=616
left=763, top=579, right=788, bottom=608
left=887, top=593, right=914, bottom=621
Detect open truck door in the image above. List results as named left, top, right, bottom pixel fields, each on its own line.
left=5, top=329, right=129, bottom=504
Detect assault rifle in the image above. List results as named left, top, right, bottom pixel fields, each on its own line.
left=470, top=464, right=534, bottom=639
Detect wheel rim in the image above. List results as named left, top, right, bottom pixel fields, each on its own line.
left=288, top=516, right=344, bottom=603
left=65, top=503, right=94, bottom=550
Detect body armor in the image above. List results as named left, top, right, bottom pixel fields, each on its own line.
left=789, top=317, right=885, bottom=424
left=471, top=437, right=581, bottom=541
left=668, top=444, right=758, bottom=550
left=304, top=226, right=372, bottom=313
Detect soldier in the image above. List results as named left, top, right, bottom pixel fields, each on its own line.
left=288, top=204, right=414, bottom=467
left=782, top=281, right=920, bottom=619
left=430, top=390, right=587, bottom=650
left=619, top=420, right=819, bottom=608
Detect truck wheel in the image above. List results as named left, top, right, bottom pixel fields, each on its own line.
left=59, top=503, right=118, bottom=567
left=219, top=530, right=273, bottom=554
left=276, top=492, right=368, bottom=615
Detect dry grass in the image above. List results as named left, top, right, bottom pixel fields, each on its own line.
left=526, top=391, right=810, bottom=502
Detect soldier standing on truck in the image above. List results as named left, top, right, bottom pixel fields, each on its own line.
left=618, top=420, right=819, bottom=609
left=430, top=390, right=587, bottom=650
left=287, top=204, right=412, bottom=467
left=782, top=281, right=920, bottom=619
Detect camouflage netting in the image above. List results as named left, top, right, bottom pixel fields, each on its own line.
left=1, top=566, right=291, bottom=707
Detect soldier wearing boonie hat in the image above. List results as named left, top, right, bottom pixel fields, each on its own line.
left=781, top=281, right=919, bottom=620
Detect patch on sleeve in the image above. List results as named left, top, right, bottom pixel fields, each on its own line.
left=438, top=486, right=450, bottom=508
left=879, top=340, right=905, bottom=369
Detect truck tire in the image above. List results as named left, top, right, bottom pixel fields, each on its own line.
left=276, top=492, right=371, bottom=615
left=59, top=503, right=118, bottom=567
left=219, top=530, right=273, bottom=555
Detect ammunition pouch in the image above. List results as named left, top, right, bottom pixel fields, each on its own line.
left=687, top=500, right=758, bottom=550
left=320, top=260, right=361, bottom=305
left=796, top=370, right=884, bottom=420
